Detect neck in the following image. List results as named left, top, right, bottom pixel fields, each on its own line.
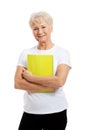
left=37, top=42, right=54, bottom=50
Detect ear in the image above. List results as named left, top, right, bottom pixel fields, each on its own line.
left=49, top=25, right=53, bottom=32
left=51, top=26, right=53, bottom=32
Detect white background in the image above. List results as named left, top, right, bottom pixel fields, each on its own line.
left=0, top=0, right=87, bottom=129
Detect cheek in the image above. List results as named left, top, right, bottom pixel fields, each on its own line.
left=46, top=28, right=52, bottom=34
left=33, top=33, right=39, bottom=40
left=33, top=32, right=37, bottom=37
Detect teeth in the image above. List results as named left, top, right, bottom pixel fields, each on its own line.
left=39, top=35, right=44, bottom=37
left=39, top=35, right=45, bottom=37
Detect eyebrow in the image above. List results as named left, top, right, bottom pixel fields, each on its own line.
left=32, top=23, right=47, bottom=28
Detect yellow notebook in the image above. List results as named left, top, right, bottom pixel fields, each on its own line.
left=27, top=54, right=53, bottom=76
left=27, top=54, right=54, bottom=92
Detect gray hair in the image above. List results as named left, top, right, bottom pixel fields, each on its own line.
left=29, top=11, right=53, bottom=28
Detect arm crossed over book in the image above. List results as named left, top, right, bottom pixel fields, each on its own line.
left=22, top=54, right=70, bottom=92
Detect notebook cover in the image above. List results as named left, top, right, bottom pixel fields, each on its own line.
left=27, top=54, right=54, bottom=92
left=27, top=54, right=53, bottom=76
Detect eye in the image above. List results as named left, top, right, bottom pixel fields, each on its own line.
left=42, top=26, right=46, bottom=29
left=33, top=27, right=38, bottom=31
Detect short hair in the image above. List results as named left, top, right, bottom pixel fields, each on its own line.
left=29, top=11, right=53, bottom=28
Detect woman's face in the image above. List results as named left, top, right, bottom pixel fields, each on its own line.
left=32, top=20, right=52, bottom=43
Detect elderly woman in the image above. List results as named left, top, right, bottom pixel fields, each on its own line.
left=14, top=11, right=71, bottom=130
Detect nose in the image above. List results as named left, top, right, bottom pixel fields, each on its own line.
left=38, top=28, right=43, bottom=34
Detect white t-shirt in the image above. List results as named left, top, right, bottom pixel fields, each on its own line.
left=17, top=45, right=71, bottom=114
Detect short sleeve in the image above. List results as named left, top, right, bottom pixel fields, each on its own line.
left=17, top=50, right=27, bottom=67
left=58, top=49, right=71, bottom=68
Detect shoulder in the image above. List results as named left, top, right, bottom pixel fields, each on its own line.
left=54, top=45, right=71, bottom=68
left=20, top=46, right=37, bottom=55
left=54, top=45, right=70, bottom=55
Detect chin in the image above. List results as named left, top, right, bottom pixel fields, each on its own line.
left=39, top=38, right=46, bottom=42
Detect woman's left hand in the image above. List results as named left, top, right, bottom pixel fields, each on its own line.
left=22, top=68, right=32, bottom=81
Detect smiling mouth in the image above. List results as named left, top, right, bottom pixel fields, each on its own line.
left=38, top=35, right=45, bottom=38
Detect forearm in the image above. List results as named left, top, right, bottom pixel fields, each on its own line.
left=24, top=74, right=63, bottom=89
left=15, top=78, right=55, bottom=92
left=22, top=64, right=70, bottom=89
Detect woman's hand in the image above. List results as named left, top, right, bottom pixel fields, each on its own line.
left=22, top=68, right=32, bottom=81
